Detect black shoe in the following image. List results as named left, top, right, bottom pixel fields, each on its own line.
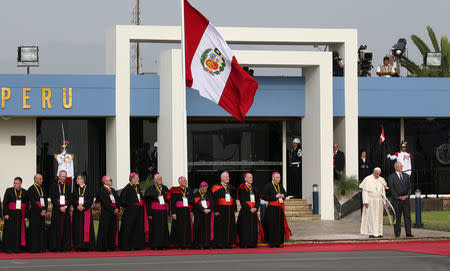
left=376, top=235, right=383, bottom=238
left=369, top=235, right=375, bottom=238
left=5, top=250, right=14, bottom=254
left=406, top=234, right=414, bottom=237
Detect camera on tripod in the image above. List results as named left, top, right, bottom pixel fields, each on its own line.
left=358, top=45, right=373, bottom=77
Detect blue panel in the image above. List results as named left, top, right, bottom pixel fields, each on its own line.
left=130, top=75, right=159, bottom=116
left=186, top=76, right=305, bottom=117
left=1, top=74, right=450, bottom=118
left=358, top=77, right=450, bottom=117
left=0, top=74, right=115, bottom=116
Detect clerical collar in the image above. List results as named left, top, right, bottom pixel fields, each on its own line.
left=80, top=184, right=85, bottom=188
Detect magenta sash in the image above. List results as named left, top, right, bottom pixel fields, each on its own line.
left=111, top=203, right=119, bottom=246
left=132, top=200, right=150, bottom=242
left=77, top=200, right=91, bottom=242
left=151, top=202, right=169, bottom=210
left=175, top=201, right=191, bottom=208
left=175, top=201, right=193, bottom=240
left=8, top=202, right=26, bottom=247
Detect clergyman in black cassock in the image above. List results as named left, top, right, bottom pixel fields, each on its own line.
left=237, top=173, right=262, bottom=248
left=96, top=176, right=121, bottom=251
left=145, top=174, right=169, bottom=250
left=168, top=176, right=194, bottom=249
left=49, top=171, right=72, bottom=251
left=71, top=175, right=95, bottom=250
left=193, top=182, right=214, bottom=249
left=212, top=171, right=237, bottom=248
left=119, top=173, right=146, bottom=251
left=2, top=177, right=29, bottom=253
left=262, top=172, right=291, bottom=248
left=27, top=174, right=48, bottom=253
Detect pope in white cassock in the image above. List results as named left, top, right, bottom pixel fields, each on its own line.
left=360, top=167, right=388, bottom=238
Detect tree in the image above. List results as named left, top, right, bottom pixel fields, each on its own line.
left=400, top=26, right=450, bottom=77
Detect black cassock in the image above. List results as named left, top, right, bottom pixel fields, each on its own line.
left=193, top=191, right=214, bottom=248
left=212, top=183, right=237, bottom=248
left=48, top=181, right=72, bottom=251
left=119, top=183, right=145, bottom=250
left=168, top=186, right=193, bottom=248
left=71, top=185, right=95, bottom=250
left=145, top=184, right=169, bottom=249
left=2, top=187, right=29, bottom=252
left=237, top=183, right=261, bottom=248
left=26, top=184, right=48, bottom=252
left=96, top=185, right=120, bottom=251
left=262, top=181, right=290, bottom=246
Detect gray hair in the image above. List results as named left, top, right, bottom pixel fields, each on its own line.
left=373, top=167, right=381, bottom=173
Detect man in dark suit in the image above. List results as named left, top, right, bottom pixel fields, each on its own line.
left=333, top=143, right=345, bottom=180
left=359, top=150, right=371, bottom=181
left=387, top=162, right=414, bottom=238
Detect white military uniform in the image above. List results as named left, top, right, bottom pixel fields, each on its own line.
left=387, top=151, right=412, bottom=175
left=359, top=174, right=388, bottom=237
left=56, top=151, right=74, bottom=178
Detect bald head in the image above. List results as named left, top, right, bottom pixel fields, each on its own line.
left=34, top=174, right=43, bottom=185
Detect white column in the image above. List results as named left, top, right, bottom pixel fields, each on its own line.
left=282, top=120, right=287, bottom=189
left=400, top=118, right=405, bottom=141
left=303, top=61, right=334, bottom=220
left=158, top=49, right=187, bottom=187
left=105, top=27, right=131, bottom=189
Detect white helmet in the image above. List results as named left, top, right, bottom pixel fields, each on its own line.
left=154, top=141, right=158, bottom=148
left=293, top=138, right=301, bottom=144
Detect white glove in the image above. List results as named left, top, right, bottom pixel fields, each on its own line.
left=386, top=154, right=390, bottom=159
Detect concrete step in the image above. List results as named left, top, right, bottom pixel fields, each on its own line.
left=286, top=215, right=320, bottom=221
left=284, top=204, right=311, bottom=211
left=285, top=199, right=307, bottom=204
left=284, top=210, right=313, bottom=215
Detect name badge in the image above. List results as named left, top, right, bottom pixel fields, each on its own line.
left=60, top=195, right=65, bottom=206
left=182, top=197, right=188, bottom=207
left=250, top=194, right=255, bottom=203
left=158, top=195, right=165, bottom=205
left=16, top=200, right=22, bottom=210
left=201, top=199, right=208, bottom=208
left=109, top=194, right=116, bottom=203
left=279, top=198, right=283, bottom=203
left=137, top=193, right=141, bottom=201
left=79, top=196, right=84, bottom=205
left=225, top=193, right=231, bottom=202
left=40, top=197, right=45, bottom=207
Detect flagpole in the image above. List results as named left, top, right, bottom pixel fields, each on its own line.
left=180, top=0, right=188, bottom=178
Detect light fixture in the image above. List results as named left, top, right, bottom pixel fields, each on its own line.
left=17, top=46, right=39, bottom=74
left=424, top=52, right=442, bottom=67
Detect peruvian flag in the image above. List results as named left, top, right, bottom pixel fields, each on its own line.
left=184, top=0, right=258, bottom=122
left=379, top=127, right=385, bottom=145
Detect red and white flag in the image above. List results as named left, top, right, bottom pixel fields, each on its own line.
left=379, top=127, right=385, bottom=145
left=183, top=0, right=258, bottom=122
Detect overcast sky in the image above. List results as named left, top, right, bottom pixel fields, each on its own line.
left=0, top=0, right=449, bottom=76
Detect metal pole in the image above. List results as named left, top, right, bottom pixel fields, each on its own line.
left=414, top=189, right=424, bottom=228
left=312, top=184, right=319, bottom=214
left=136, top=0, right=140, bottom=75
left=27, top=66, right=30, bottom=74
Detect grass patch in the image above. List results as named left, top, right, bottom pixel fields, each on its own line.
left=384, top=211, right=450, bottom=232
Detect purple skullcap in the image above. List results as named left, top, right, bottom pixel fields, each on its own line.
left=154, top=173, right=161, bottom=179
left=244, top=172, right=252, bottom=178
left=102, top=176, right=107, bottom=182
left=178, top=176, right=185, bottom=182
left=200, top=181, right=208, bottom=186
left=272, top=172, right=280, bottom=176
left=129, top=172, right=137, bottom=179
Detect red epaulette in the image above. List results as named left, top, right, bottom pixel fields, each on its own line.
left=211, top=185, right=223, bottom=193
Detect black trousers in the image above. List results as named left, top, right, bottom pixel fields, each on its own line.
left=393, top=198, right=412, bottom=236
left=288, top=164, right=302, bottom=198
